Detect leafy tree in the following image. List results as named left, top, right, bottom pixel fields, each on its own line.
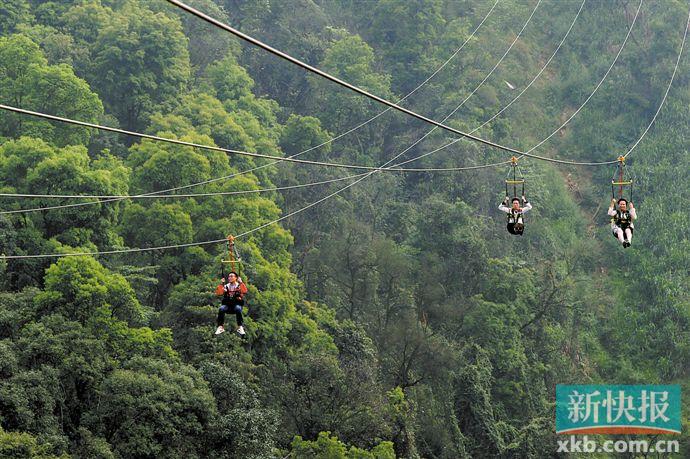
left=280, top=114, right=332, bottom=160
left=0, top=35, right=103, bottom=146
left=61, top=0, right=115, bottom=46
left=83, top=357, right=215, bottom=458
left=176, top=0, right=238, bottom=75
left=308, top=30, right=393, bottom=138
left=0, top=138, right=128, bottom=285
left=171, top=93, right=256, bottom=152
left=201, top=53, right=282, bottom=146
left=225, top=0, right=331, bottom=109
left=126, top=138, right=212, bottom=194
left=120, top=203, right=193, bottom=254
left=0, top=426, right=67, bottom=459
left=87, top=1, right=190, bottom=131
left=34, top=256, right=147, bottom=326
left=202, top=54, right=255, bottom=103
left=24, top=146, right=128, bottom=239
left=0, top=0, right=32, bottom=36
left=199, top=361, right=278, bottom=459
left=452, top=345, right=513, bottom=457
left=385, top=387, right=419, bottom=459
left=289, top=431, right=395, bottom=459
left=15, top=23, right=82, bottom=67
left=363, top=0, right=446, bottom=92
left=70, top=427, right=114, bottom=459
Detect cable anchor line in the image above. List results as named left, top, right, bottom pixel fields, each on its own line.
left=9, top=0, right=690, bottom=261
left=0, top=104, right=516, bottom=172
left=165, top=0, right=525, bottom=157
left=166, top=0, right=631, bottom=166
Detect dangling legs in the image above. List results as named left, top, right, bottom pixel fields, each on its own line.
left=514, top=216, right=524, bottom=235
left=624, top=227, right=633, bottom=247
left=507, top=223, right=524, bottom=236
left=613, top=226, right=625, bottom=244
left=233, top=303, right=244, bottom=327
left=233, top=300, right=246, bottom=336
left=215, top=303, right=229, bottom=334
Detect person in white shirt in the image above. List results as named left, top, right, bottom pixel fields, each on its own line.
left=498, top=195, right=532, bottom=235
left=608, top=198, right=636, bottom=248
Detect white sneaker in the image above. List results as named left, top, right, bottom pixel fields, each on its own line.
left=214, top=326, right=225, bottom=335
left=237, top=325, right=246, bottom=336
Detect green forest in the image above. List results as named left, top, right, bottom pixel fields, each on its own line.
left=0, top=0, right=688, bottom=457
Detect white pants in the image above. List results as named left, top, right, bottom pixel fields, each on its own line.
left=612, top=226, right=632, bottom=244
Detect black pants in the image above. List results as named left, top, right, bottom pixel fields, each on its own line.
left=217, top=298, right=244, bottom=327
left=507, top=222, right=524, bottom=235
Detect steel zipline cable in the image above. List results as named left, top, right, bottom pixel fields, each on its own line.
left=0, top=0, right=535, bottom=255
left=7, top=0, right=687, bottom=261
left=623, top=6, right=690, bottom=159
left=0, top=0, right=639, bottom=223
left=396, top=0, right=642, bottom=168
left=0, top=0, right=541, bottom=215
left=0, top=1, right=641, bottom=259
left=0, top=0, right=604, bottom=216
left=0, top=1, right=501, bottom=215
left=0, top=0, right=639, bottom=225
left=164, top=0, right=623, bottom=166
left=0, top=0, right=626, bottom=214
left=283, top=0, right=502, bottom=159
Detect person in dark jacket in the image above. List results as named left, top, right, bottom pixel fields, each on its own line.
left=215, top=271, right=248, bottom=336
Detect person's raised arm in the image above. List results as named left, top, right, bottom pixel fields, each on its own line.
left=607, top=198, right=617, bottom=216
left=521, top=196, right=532, bottom=213
left=498, top=196, right=511, bottom=213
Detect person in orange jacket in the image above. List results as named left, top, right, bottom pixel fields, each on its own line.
left=214, top=271, right=248, bottom=336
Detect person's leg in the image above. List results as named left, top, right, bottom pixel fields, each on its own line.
left=514, top=216, right=524, bottom=234
left=217, top=304, right=228, bottom=327
left=613, top=227, right=625, bottom=244
left=625, top=228, right=633, bottom=243
left=233, top=302, right=244, bottom=327
left=233, top=300, right=246, bottom=336
left=507, top=223, right=517, bottom=235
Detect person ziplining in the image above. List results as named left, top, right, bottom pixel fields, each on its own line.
left=214, top=236, right=248, bottom=337
left=499, top=195, right=532, bottom=236
left=1, top=0, right=688, bottom=262
left=215, top=271, right=248, bottom=336
left=498, top=157, right=532, bottom=236
left=608, top=198, right=636, bottom=248
left=608, top=156, right=636, bottom=248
